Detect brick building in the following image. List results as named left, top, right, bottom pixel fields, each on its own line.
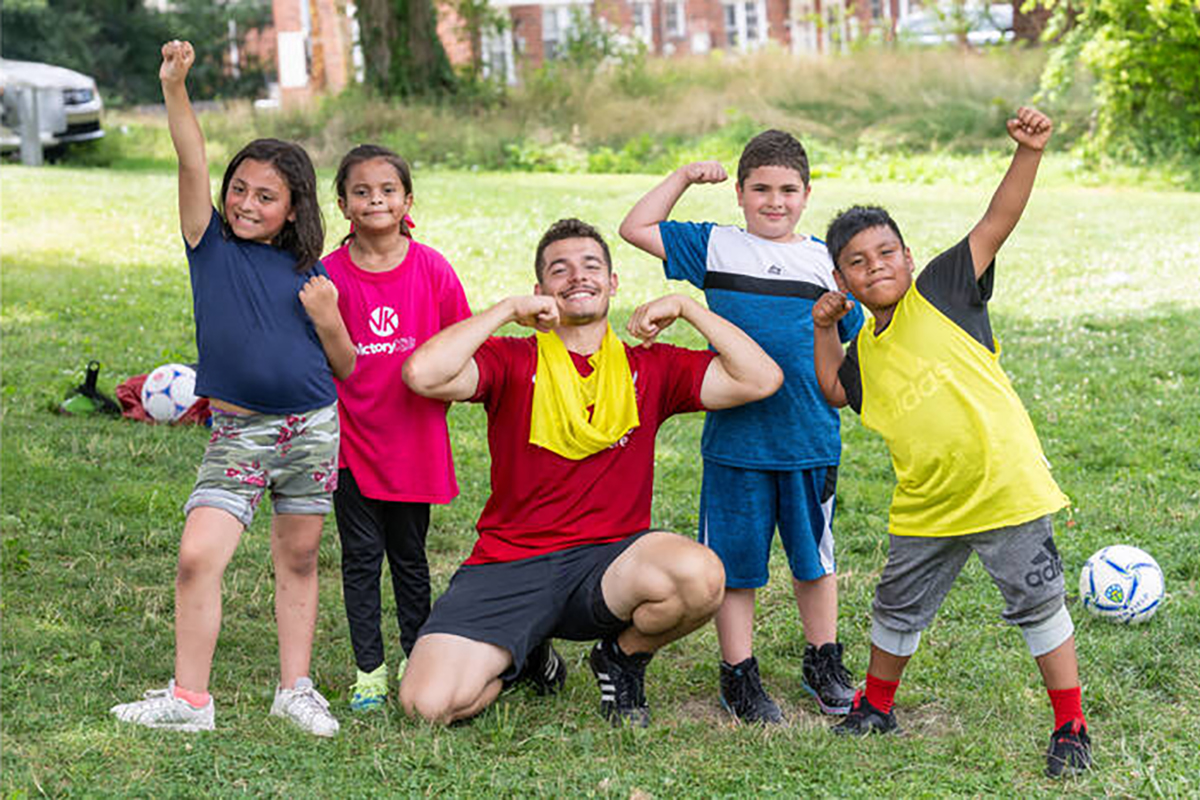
left=271, top=0, right=355, bottom=106
left=267, top=0, right=1030, bottom=102
left=470, top=0, right=909, bottom=83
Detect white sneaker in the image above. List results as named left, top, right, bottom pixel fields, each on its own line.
left=111, top=680, right=215, bottom=732
left=270, top=677, right=339, bottom=737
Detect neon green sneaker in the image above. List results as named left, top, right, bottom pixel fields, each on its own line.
left=350, top=663, right=388, bottom=712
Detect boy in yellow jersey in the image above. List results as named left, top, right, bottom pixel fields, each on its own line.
left=811, top=107, right=1091, bottom=778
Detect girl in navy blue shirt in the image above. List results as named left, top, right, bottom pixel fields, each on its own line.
left=112, top=40, right=354, bottom=737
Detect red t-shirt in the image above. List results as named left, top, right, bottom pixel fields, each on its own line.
left=465, top=336, right=715, bottom=564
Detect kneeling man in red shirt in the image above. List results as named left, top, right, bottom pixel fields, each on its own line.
left=400, top=218, right=783, bottom=726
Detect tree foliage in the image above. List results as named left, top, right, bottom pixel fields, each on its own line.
left=0, top=0, right=272, bottom=105
left=356, top=0, right=456, bottom=97
left=1037, top=0, right=1200, bottom=161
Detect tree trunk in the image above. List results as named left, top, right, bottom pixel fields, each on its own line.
left=358, top=0, right=456, bottom=96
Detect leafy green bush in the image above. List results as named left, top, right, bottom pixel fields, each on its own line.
left=1037, top=0, right=1200, bottom=164
left=0, top=0, right=272, bottom=106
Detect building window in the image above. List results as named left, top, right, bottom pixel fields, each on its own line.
left=633, top=2, right=654, bottom=46
left=870, top=0, right=883, bottom=19
left=665, top=0, right=687, bottom=38
left=481, top=27, right=516, bottom=85
left=723, top=0, right=766, bottom=50
left=543, top=5, right=590, bottom=61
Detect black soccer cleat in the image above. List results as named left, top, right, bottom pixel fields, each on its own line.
left=802, top=642, right=856, bottom=715
left=589, top=639, right=652, bottom=728
left=1046, top=719, right=1092, bottom=778
left=522, top=639, right=567, bottom=696
left=719, top=656, right=784, bottom=724
left=831, top=692, right=899, bottom=736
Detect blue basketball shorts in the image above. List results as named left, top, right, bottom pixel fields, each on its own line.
left=698, top=461, right=838, bottom=588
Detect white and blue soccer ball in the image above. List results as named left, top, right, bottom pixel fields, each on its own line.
left=1079, top=545, right=1165, bottom=624
left=141, top=363, right=198, bottom=423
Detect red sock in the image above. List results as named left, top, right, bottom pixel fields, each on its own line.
left=173, top=683, right=211, bottom=709
left=864, top=673, right=900, bottom=714
left=1047, top=686, right=1086, bottom=731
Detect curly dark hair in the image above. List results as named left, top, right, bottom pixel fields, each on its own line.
left=219, top=138, right=324, bottom=273
left=737, top=129, right=810, bottom=187
left=824, top=205, right=906, bottom=268
left=334, top=143, right=415, bottom=246
left=534, top=218, right=612, bottom=282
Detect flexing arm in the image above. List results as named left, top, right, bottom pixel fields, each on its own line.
left=299, top=276, right=356, bottom=381
left=618, top=162, right=727, bottom=259
left=160, top=40, right=212, bottom=248
left=968, top=106, right=1053, bottom=278
left=403, top=295, right=559, bottom=402
left=626, top=294, right=782, bottom=409
left=811, top=290, right=854, bottom=408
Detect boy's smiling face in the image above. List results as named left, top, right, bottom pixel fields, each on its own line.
left=834, top=225, right=916, bottom=315
left=736, top=165, right=811, bottom=242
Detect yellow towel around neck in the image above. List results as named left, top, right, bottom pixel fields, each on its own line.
left=529, top=326, right=640, bottom=460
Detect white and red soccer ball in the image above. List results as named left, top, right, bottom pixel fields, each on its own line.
left=140, top=363, right=198, bottom=423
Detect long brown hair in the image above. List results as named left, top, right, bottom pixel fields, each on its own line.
left=219, top=138, right=324, bottom=273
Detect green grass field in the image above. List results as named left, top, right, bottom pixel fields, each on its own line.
left=2, top=162, right=1198, bottom=797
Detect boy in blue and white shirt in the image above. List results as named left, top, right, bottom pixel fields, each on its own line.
left=620, top=131, right=863, bottom=722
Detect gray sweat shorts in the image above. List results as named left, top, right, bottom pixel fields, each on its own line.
left=872, top=514, right=1066, bottom=635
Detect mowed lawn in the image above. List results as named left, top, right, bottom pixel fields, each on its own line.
left=2, top=163, right=1198, bottom=797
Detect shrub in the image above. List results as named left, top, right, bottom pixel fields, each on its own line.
left=1037, top=0, right=1200, bottom=163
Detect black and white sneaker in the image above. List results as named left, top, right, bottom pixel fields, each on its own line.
left=589, top=639, right=652, bottom=727
left=1046, top=719, right=1092, bottom=778
left=523, top=640, right=567, bottom=696
left=802, top=642, right=856, bottom=715
left=831, top=692, right=899, bottom=736
left=719, top=656, right=784, bottom=724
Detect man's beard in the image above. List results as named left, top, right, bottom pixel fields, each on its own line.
left=559, top=297, right=610, bottom=326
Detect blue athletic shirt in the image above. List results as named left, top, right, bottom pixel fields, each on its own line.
left=659, top=221, right=863, bottom=469
left=187, top=208, right=337, bottom=414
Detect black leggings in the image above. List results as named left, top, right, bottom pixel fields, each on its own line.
left=333, top=467, right=431, bottom=672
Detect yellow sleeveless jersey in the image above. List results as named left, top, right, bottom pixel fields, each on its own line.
left=856, top=285, right=1068, bottom=536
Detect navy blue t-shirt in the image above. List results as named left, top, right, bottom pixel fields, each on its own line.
left=187, top=209, right=336, bottom=414
left=659, top=221, right=863, bottom=470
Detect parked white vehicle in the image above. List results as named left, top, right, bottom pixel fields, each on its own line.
left=0, top=58, right=105, bottom=154
left=896, top=3, right=1014, bottom=46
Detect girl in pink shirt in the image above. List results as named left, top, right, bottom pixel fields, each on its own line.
left=322, top=145, right=471, bottom=711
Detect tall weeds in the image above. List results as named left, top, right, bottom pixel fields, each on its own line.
left=95, top=47, right=1093, bottom=174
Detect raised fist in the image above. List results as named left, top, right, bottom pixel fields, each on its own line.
left=1007, top=106, right=1053, bottom=152
left=160, top=40, right=195, bottom=86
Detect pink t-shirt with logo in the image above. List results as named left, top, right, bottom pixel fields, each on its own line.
left=323, top=241, right=471, bottom=503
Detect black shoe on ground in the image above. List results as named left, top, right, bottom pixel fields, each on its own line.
left=522, top=640, right=567, bottom=696
left=589, top=639, right=652, bottom=728
left=1046, top=719, right=1092, bottom=778
left=719, top=656, right=784, bottom=724
left=831, top=692, right=899, bottom=736
left=802, top=642, right=856, bottom=715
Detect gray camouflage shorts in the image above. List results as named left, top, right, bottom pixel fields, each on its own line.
left=184, top=402, right=339, bottom=528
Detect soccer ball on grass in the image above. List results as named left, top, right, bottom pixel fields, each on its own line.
left=140, top=363, right=198, bottom=423
left=1079, top=545, right=1164, bottom=624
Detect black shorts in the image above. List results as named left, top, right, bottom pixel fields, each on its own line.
left=419, top=532, right=649, bottom=680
